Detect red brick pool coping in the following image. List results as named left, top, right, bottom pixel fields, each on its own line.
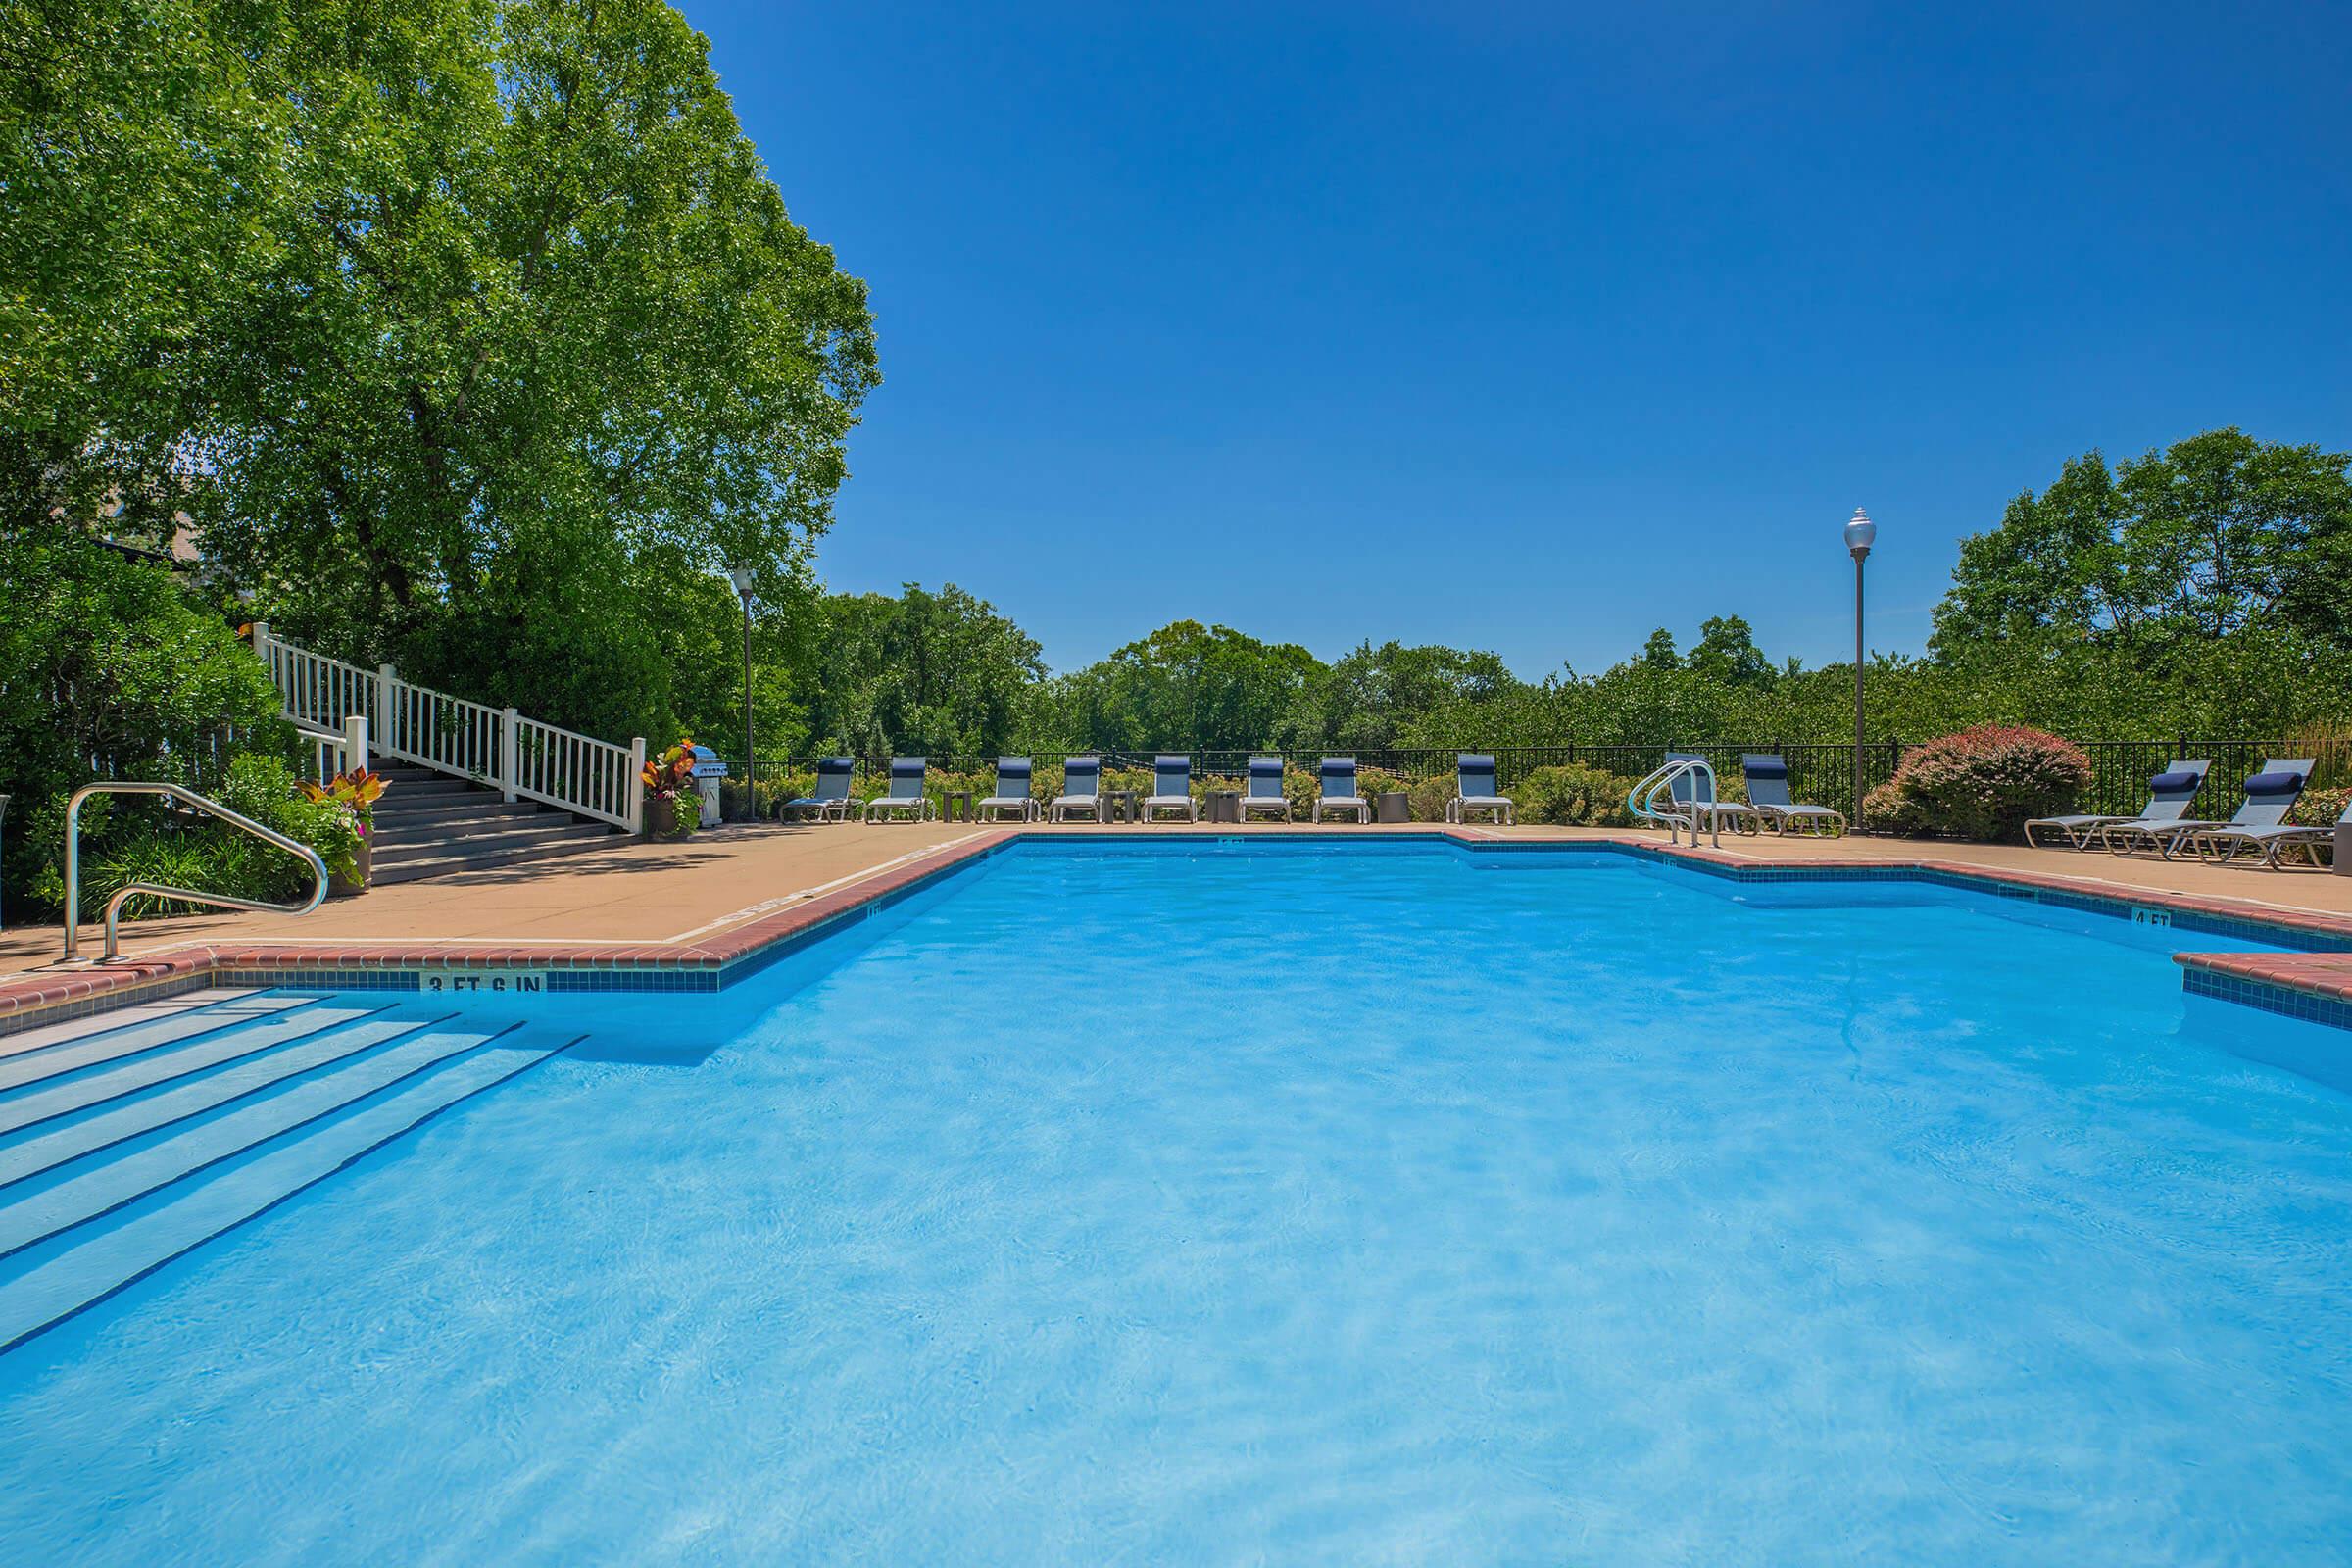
left=5, top=826, right=2349, bottom=1031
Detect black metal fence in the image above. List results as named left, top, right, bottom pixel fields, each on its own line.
left=729, top=739, right=2314, bottom=824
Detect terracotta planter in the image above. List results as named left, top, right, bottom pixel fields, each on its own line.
left=328, top=837, right=371, bottom=898
left=644, top=795, right=694, bottom=841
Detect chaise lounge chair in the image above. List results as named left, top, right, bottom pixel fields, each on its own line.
left=1239, top=756, right=1292, bottom=821
left=1662, top=750, right=1759, bottom=835
left=2100, top=759, right=2312, bottom=859
left=863, top=756, right=936, bottom=822
left=1740, top=755, right=1845, bottom=837
left=978, top=756, right=1038, bottom=822
left=780, top=756, right=855, bottom=822
left=1448, top=753, right=1515, bottom=825
left=1144, top=755, right=1198, bottom=822
left=2183, top=788, right=2347, bottom=870
left=1313, top=756, right=1369, bottom=823
left=1052, top=756, right=1102, bottom=822
left=2025, top=760, right=2209, bottom=850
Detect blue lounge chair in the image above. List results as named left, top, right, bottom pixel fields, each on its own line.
left=862, top=756, right=934, bottom=823
left=1052, top=756, right=1102, bottom=822
left=2026, top=760, right=2209, bottom=850
left=1448, top=754, right=1514, bottom=825
left=1662, top=751, right=1758, bottom=835
left=1239, top=756, right=1292, bottom=821
left=1314, top=757, right=1369, bottom=823
left=780, top=757, right=855, bottom=822
left=1144, top=755, right=1198, bottom=822
left=1741, top=755, right=1845, bottom=837
left=2101, top=759, right=2313, bottom=858
left=2187, top=789, right=2349, bottom=869
left=979, top=757, right=1038, bottom=822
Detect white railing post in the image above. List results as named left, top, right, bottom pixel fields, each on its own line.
left=374, top=664, right=398, bottom=760
left=500, top=707, right=519, bottom=803
left=342, top=713, right=369, bottom=775
left=626, top=736, right=647, bottom=834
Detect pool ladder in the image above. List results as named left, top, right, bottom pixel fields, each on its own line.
left=1627, top=758, right=1723, bottom=847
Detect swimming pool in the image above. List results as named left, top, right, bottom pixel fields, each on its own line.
left=3, top=840, right=2350, bottom=1564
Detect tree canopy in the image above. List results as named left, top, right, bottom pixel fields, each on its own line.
left=1933, top=429, right=2352, bottom=654
left=3, top=0, right=877, bottom=746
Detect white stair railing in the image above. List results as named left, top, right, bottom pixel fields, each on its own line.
left=251, top=623, right=644, bottom=833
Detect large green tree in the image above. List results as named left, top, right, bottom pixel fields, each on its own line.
left=3, top=0, right=877, bottom=746
left=1933, top=429, right=2352, bottom=654
left=799, top=584, right=1046, bottom=757
left=1042, top=621, right=1326, bottom=754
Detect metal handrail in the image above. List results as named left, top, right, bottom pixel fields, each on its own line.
left=1627, top=759, right=1722, bottom=848
left=64, top=782, right=330, bottom=962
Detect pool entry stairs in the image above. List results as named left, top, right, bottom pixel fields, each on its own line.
left=0, top=988, right=578, bottom=1351
left=367, top=762, right=620, bottom=884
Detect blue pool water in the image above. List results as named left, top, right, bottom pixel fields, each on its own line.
left=4, top=841, right=2352, bottom=1564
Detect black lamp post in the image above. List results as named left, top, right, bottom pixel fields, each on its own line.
left=728, top=568, right=756, bottom=821
left=1843, top=507, right=1877, bottom=827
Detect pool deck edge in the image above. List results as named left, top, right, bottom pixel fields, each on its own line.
left=7, top=826, right=2352, bottom=1034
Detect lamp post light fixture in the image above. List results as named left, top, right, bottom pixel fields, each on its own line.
left=728, top=568, right=756, bottom=822
left=1843, top=507, right=1877, bottom=828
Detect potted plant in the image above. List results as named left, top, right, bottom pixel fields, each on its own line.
left=301, top=768, right=388, bottom=895
left=641, top=740, right=699, bottom=840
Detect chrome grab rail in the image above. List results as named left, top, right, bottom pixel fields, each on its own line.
left=1626, top=758, right=1722, bottom=848
left=64, top=782, right=330, bottom=962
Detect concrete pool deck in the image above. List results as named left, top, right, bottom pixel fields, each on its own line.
left=4, top=819, right=2349, bottom=1030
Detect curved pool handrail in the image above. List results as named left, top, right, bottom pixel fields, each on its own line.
left=1627, top=758, right=1722, bottom=848
left=64, top=781, right=331, bottom=963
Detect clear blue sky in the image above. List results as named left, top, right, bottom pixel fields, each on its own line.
left=686, top=1, right=2351, bottom=677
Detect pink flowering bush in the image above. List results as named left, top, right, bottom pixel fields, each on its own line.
left=1862, top=725, right=2093, bottom=841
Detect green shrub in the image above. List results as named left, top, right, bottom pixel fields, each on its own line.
left=1, top=533, right=291, bottom=917
left=2295, top=785, right=2351, bottom=829
left=1518, top=762, right=1640, bottom=826
left=1862, top=725, right=2093, bottom=841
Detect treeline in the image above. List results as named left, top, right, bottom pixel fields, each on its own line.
left=784, top=429, right=2352, bottom=760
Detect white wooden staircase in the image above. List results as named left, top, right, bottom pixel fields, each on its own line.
left=253, top=624, right=648, bottom=884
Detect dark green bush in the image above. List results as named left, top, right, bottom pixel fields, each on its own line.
left=1, top=532, right=293, bottom=917
left=1518, top=763, right=1640, bottom=826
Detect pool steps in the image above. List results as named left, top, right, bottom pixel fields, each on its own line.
left=0, top=990, right=321, bottom=1101
left=0, top=999, right=381, bottom=1138
left=0, top=991, right=576, bottom=1351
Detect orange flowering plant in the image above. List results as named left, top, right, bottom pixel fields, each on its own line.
left=641, top=740, right=698, bottom=803
left=300, top=768, right=389, bottom=836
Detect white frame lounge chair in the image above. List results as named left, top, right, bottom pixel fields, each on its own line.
left=1312, top=757, right=1369, bottom=823
left=2184, top=789, right=2347, bottom=870
left=1144, top=755, right=1198, bottom=822
left=1239, top=756, right=1292, bottom=821
left=2100, top=760, right=2312, bottom=859
left=978, top=757, right=1038, bottom=822
left=780, top=756, right=855, bottom=822
left=1740, top=755, right=1845, bottom=837
left=1447, top=754, right=1515, bottom=825
left=2025, top=760, right=2209, bottom=850
left=1664, top=750, right=1759, bottom=835
left=1052, top=756, right=1102, bottom=822
left=863, top=756, right=936, bottom=823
